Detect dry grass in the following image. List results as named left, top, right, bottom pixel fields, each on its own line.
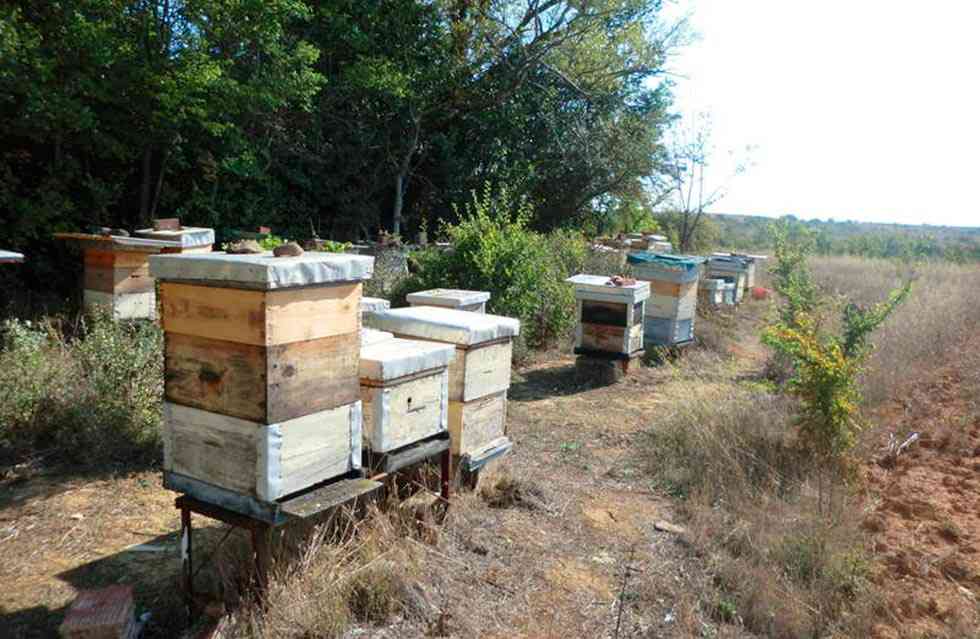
left=810, top=256, right=980, bottom=404
left=220, top=506, right=430, bottom=638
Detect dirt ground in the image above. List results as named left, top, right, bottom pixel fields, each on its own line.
left=3, top=298, right=977, bottom=638
left=862, top=337, right=980, bottom=638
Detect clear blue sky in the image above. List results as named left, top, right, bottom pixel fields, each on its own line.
left=665, top=0, right=980, bottom=227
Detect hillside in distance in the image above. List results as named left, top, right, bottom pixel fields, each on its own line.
left=707, top=213, right=980, bottom=260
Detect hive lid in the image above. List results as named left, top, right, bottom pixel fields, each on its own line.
left=406, top=288, right=491, bottom=307
left=627, top=252, right=706, bottom=271
left=565, top=274, right=650, bottom=302
left=361, top=328, right=394, bottom=347
left=148, top=252, right=374, bottom=289
left=0, top=250, right=24, bottom=263
left=134, top=226, right=215, bottom=248
left=360, top=297, right=391, bottom=313
left=360, top=337, right=456, bottom=381
left=364, top=306, right=520, bottom=346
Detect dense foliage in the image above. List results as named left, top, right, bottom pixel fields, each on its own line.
left=395, top=185, right=579, bottom=350
left=0, top=1, right=678, bottom=299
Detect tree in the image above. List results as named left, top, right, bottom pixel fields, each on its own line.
left=659, top=112, right=751, bottom=252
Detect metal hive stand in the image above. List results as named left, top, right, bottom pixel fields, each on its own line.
left=175, top=434, right=454, bottom=625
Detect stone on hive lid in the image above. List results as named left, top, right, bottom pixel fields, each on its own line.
left=406, top=288, right=491, bottom=308
left=365, top=306, right=520, bottom=346
left=565, top=274, right=650, bottom=303
left=134, top=226, right=215, bottom=248
left=360, top=337, right=456, bottom=382
left=148, top=251, right=374, bottom=289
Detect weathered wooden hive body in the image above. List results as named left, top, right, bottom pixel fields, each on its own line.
left=627, top=252, right=706, bottom=346
left=707, top=255, right=752, bottom=303
left=150, top=251, right=374, bottom=517
left=565, top=274, right=649, bottom=358
left=364, top=307, right=519, bottom=466
left=55, top=228, right=214, bottom=320
left=359, top=333, right=455, bottom=453
left=407, top=288, right=491, bottom=314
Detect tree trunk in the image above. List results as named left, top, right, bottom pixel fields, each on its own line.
left=139, top=147, right=153, bottom=228
left=149, top=147, right=171, bottom=220
left=393, top=172, right=405, bottom=237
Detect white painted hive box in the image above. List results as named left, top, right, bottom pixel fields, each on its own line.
left=364, top=306, right=520, bottom=402
left=566, top=274, right=649, bottom=356
left=360, top=297, right=391, bottom=314
left=359, top=338, right=455, bottom=453
left=406, top=288, right=491, bottom=313
left=364, top=306, right=519, bottom=458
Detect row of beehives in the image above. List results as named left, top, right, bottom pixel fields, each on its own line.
left=567, top=252, right=764, bottom=357
left=146, top=249, right=515, bottom=517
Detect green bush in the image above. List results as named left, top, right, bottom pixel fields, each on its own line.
left=0, top=309, right=163, bottom=466
left=396, top=185, right=579, bottom=349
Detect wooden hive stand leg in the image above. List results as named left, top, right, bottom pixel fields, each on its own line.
left=440, top=448, right=452, bottom=504
left=251, top=523, right=272, bottom=599
left=180, top=504, right=195, bottom=624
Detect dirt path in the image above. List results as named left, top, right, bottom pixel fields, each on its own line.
left=863, top=339, right=980, bottom=638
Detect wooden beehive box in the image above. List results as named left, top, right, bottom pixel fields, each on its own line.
left=565, top=274, right=649, bottom=357
left=360, top=337, right=455, bottom=453
left=627, top=252, right=705, bottom=346
left=55, top=228, right=214, bottom=320
left=364, top=307, right=519, bottom=459
left=150, top=251, right=374, bottom=509
left=407, top=288, right=491, bottom=313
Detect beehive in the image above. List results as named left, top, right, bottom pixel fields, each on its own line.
left=365, top=307, right=519, bottom=460
left=627, top=252, right=706, bottom=346
left=565, top=274, right=649, bottom=357
left=699, top=277, right=727, bottom=307
left=360, top=337, right=455, bottom=453
left=150, top=251, right=374, bottom=508
left=707, top=255, right=752, bottom=303
left=55, top=228, right=214, bottom=320
left=407, top=288, right=491, bottom=314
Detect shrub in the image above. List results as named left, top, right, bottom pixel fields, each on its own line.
left=395, top=185, right=578, bottom=349
left=0, top=309, right=163, bottom=466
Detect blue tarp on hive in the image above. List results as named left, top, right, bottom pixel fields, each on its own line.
left=626, top=252, right=706, bottom=271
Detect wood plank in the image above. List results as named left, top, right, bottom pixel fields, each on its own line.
left=160, top=282, right=360, bottom=346
left=580, top=322, right=628, bottom=353
left=84, top=265, right=154, bottom=295
left=165, top=333, right=269, bottom=422
left=275, top=403, right=359, bottom=498
left=154, top=218, right=181, bottom=231
left=361, top=369, right=447, bottom=452
left=166, top=332, right=360, bottom=423
left=267, top=332, right=360, bottom=422
left=164, top=402, right=260, bottom=495
left=265, top=283, right=360, bottom=344
left=448, top=391, right=507, bottom=456
left=280, top=478, right=381, bottom=520
left=448, top=340, right=512, bottom=402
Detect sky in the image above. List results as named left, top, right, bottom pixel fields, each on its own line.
left=663, top=0, right=980, bottom=227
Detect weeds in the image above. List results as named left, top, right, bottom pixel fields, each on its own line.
left=0, top=308, right=162, bottom=467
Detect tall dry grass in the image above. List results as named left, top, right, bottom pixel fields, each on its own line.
left=810, top=256, right=980, bottom=404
